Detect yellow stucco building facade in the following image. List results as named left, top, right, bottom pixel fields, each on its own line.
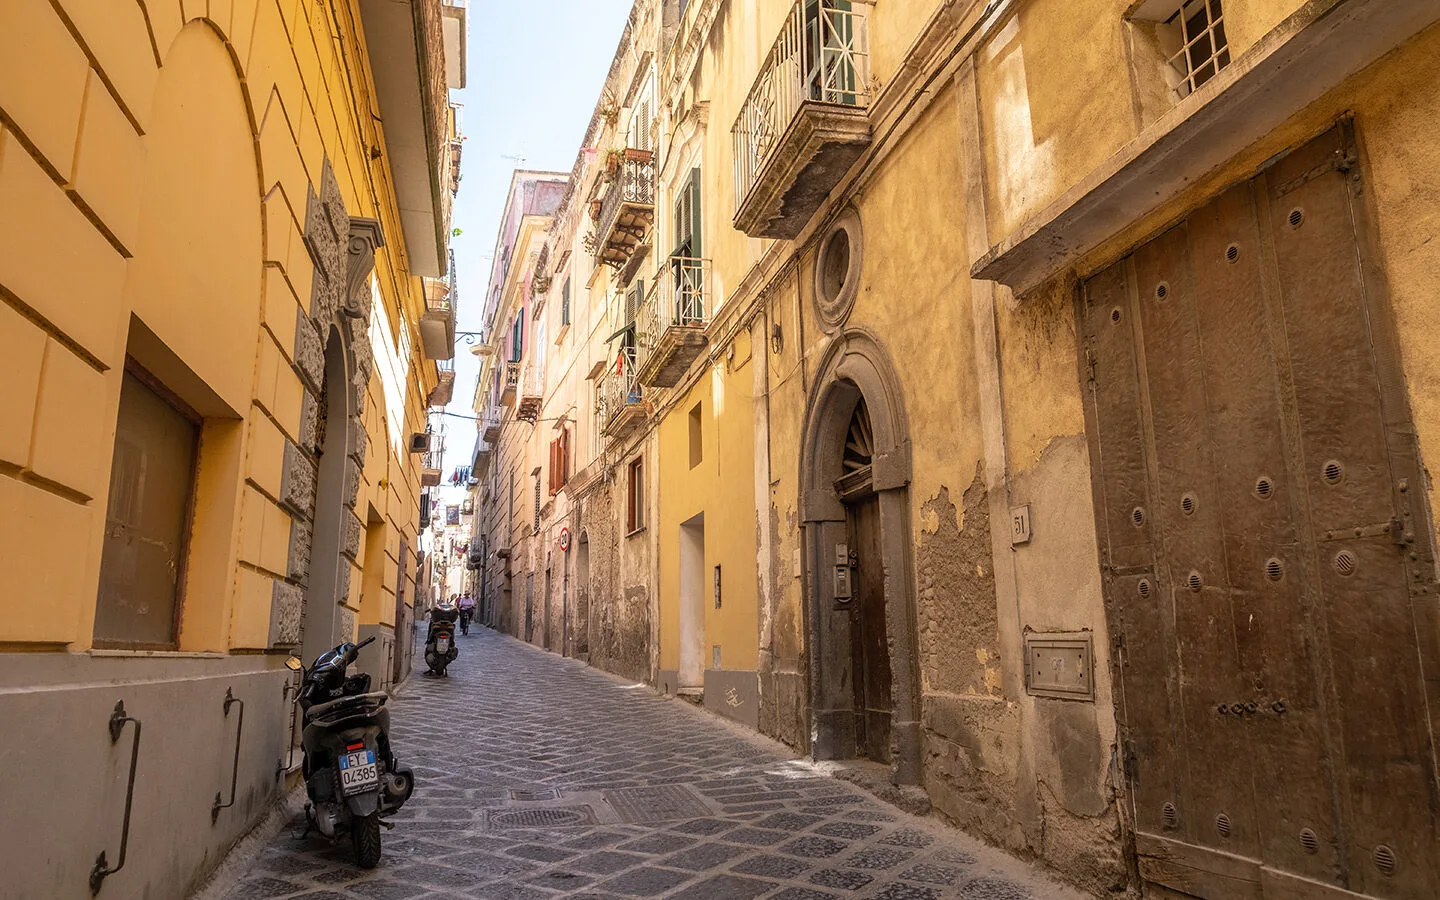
left=0, top=0, right=464, bottom=894
left=474, top=0, right=1440, bottom=897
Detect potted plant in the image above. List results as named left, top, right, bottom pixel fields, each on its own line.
left=590, top=199, right=603, bottom=221
left=604, top=148, right=625, bottom=176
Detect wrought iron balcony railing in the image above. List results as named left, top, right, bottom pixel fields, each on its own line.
left=420, top=275, right=457, bottom=359
left=516, top=362, right=545, bottom=423
left=421, top=449, right=444, bottom=487
left=593, top=150, right=656, bottom=270
left=635, top=257, right=712, bottom=388
left=499, top=360, right=520, bottom=407
left=428, top=356, right=455, bottom=407
left=599, top=347, right=644, bottom=438
left=731, top=0, right=872, bottom=238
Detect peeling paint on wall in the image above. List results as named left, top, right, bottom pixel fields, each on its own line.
left=916, top=472, right=1001, bottom=697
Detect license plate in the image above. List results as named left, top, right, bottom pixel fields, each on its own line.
left=437, top=637, right=449, bottom=653
left=338, top=750, right=378, bottom=796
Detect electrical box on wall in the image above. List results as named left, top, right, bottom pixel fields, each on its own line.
left=1023, top=632, right=1094, bottom=701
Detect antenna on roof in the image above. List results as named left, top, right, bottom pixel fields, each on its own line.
left=501, top=154, right=527, bottom=167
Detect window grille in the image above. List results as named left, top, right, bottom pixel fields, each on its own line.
left=1168, top=0, right=1229, bottom=98
left=533, top=477, right=542, bottom=533
left=561, top=277, right=571, bottom=326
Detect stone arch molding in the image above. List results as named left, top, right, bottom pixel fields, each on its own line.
left=269, top=158, right=385, bottom=649
left=801, top=328, right=912, bottom=521
left=800, top=328, right=923, bottom=784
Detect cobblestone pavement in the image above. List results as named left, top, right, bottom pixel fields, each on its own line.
left=220, top=628, right=1086, bottom=900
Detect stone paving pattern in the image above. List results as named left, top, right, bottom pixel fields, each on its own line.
left=220, top=629, right=1086, bottom=900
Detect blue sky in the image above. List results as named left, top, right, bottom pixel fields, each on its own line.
left=433, top=0, right=633, bottom=492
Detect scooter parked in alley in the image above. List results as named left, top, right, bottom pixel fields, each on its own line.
left=424, top=602, right=459, bottom=676
left=289, top=637, right=414, bottom=868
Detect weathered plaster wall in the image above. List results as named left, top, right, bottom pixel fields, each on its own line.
left=582, top=477, right=653, bottom=684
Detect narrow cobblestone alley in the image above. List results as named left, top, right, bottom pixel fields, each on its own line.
left=216, top=630, right=1085, bottom=900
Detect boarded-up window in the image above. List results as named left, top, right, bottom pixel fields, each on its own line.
left=94, top=367, right=200, bottom=648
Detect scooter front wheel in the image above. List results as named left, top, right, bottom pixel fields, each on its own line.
left=351, top=812, right=382, bottom=868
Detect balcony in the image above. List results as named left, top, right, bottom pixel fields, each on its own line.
left=592, top=150, right=656, bottom=270
left=516, top=362, right=544, bottom=423
left=441, top=0, right=467, bottom=90
left=472, top=431, right=492, bottom=476
left=731, top=0, right=872, bottom=239
left=428, top=357, right=455, bottom=406
left=357, top=0, right=450, bottom=276
left=636, top=257, right=712, bottom=388
left=481, top=410, right=501, bottom=443
left=499, top=360, right=520, bottom=407
left=420, top=278, right=456, bottom=359
left=599, top=350, right=645, bottom=441
left=421, top=449, right=444, bottom=487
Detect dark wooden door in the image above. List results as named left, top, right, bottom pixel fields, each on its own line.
left=525, top=573, right=534, bottom=643
left=1081, top=123, right=1440, bottom=899
left=848, top=493, right=892, bottom=763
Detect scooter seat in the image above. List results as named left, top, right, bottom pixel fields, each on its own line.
left=304, top=691, right=389, bottom=722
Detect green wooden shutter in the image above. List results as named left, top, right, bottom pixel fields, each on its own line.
left=689, top=168, right=702, bottom=259
left=673, top=168, right=702, bottom=260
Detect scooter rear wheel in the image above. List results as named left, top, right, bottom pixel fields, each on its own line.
left=351, top=813, right=382, bottom=868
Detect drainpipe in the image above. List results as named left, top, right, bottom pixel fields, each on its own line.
left=754, top=309, right=775, bottom=691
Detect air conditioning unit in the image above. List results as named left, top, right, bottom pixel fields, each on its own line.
left=409, top=432, right=432, bottom=453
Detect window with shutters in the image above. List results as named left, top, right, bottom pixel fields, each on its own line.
left=561, top=277, right=571, bottom=327
left=511, top=315, right=523, bottom=362
left=94, top=364, right=201, bottom=649
left=628, top=83, right=653, bottom=152
left=626, top=456, right=645, bottom=534
left=672, top=168, right=705, bottom=324
left=673, top=168, right=702, bottom=260
left=620, top=279, right=644, bottom=372
left=549, top=429, right=570, bottom=494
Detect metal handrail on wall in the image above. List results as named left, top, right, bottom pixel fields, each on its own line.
left=91, top=701, right=141, bottom=894
left=211, top=688, right=245, bottom=823
left=731, top=0, right=871, bottom=210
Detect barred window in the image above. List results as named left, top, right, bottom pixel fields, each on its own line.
left=1134, top=0, right=1230, bottom=99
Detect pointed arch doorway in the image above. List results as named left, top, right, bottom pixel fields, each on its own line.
left=801, top=330, right=922, bottom=784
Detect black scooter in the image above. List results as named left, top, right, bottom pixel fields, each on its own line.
left=291, top=637, right=414, bottom=867
left=424, top=606, right=459, bottom=676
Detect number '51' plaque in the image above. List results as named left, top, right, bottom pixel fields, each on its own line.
left=1011, top=505, right=1032, bottom=545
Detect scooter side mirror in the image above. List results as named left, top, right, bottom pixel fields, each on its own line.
left=285, top=656, right=303, bottom=672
